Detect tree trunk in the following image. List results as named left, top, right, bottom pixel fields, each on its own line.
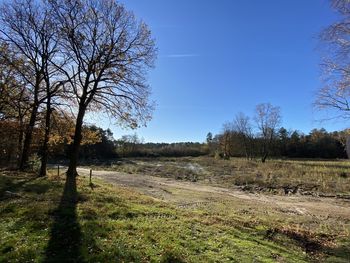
left=261, top=142, right=268, bottom=163
left=39, top=96, right=52, bottom=177
left=19, top=105, right=38, bottom=170
left=346, top=136, right=350, bottom=159
left=17, top=118, right=24, bottom=166
left=242, top=136, right=249, bottom=160
left=66, top=106, right=86, bottom=177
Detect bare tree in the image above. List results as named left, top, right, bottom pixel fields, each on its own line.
left=254, top=103, right=281, bottom=163
left=233, top=112, right=254, bottom=160
left=50, top=0, right=156, bottom=177
left=0, top=46, right=31, bottom=163
left=36, top=3, right=65, bottom=177
left=0, top=0, right=61, bottom=172
left=117, top=133, right=142, bottom=156
left=315, top=0, right=350, bottom=119
left=219, top=122, right=233, bottom=159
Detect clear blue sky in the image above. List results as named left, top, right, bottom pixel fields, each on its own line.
left=97, top=0, right=346, bottom=143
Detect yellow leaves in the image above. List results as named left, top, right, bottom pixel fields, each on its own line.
left=48, top=134, right=72, bottom=146
left=49, top=112, right=101, bottom=150
left=343, top=128, right=350, bottom=136
left=81, top=128, right=102, bottom=145
left=49, top=126, right=102, bottom=146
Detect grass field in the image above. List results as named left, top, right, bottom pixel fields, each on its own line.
left=96, top=157, right=350, bottom=196
left=1, top=157, right=350, bottom=262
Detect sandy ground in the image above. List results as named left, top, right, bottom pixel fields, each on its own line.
left=77, top=168, right=350, bottom=223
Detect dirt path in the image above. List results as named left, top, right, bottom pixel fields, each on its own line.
left=78, top=167, right=350, bottom=221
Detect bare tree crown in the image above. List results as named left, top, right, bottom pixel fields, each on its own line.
left=254, top=103, right=281, bottom=138
left=51, top=0, right=156, bottom=128
left=316, top=0, right=350, bottom=118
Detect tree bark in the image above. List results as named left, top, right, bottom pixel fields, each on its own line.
left=19, top=104, right=38, bottom=170
left=261, top=142, right=268, bottom=163
left=17, top=117, right=24, bottom=166
left=66, top=106, right=86, bottom=177
left=19, top=75, right=41, bottom=171
left=39, top=96, right=52, bottom=177
left=242, top=136, right=249, bottom=160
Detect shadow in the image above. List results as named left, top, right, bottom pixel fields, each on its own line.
left=265, top=228, right=350, bottom=261
left=0, top=173, right=39, bottom=200
left=44, top=176, right=84, bottom=262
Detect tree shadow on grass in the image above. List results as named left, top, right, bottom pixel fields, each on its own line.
left=44, top=176, right=84, bottom=262
left=0, top=175, right=52, bottom=201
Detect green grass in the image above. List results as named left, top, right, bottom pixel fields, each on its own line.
left=2, top=169, right=347, bottom=262
left=96, top=157, right=350, bottom=196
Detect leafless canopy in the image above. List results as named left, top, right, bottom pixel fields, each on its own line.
left=233, top=112, right=253, bottom=139
left=254, top=103, right=281, bottom=162
left=316, top=0, right=350, bottom=119
left=50, top=0, right=156, bottom=128
left=255, top=103, right=281, bottom=138
left=233, top=112, right=254, bottom=160
left=0, top=0, right=60, bottom=100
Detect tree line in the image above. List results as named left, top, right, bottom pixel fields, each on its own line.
left=0, top=0, right=156, bottom=177
left=1, top=99, right=348, bottom=166
left=0, top=117, right=208, bottom=166
left=209, top=103, right=349, bottom=161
